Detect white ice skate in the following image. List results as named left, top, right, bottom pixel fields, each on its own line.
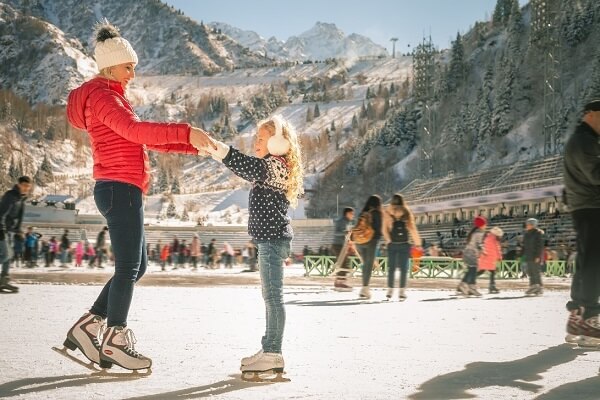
left=100, top=326, right=152, bottom=372
left=468, top=285, right=482, bottom=297
left=53, top=312, right=105, bottom=369
left=385, top=288, right=394, bottom=300
left=565, top=334, right=582, bottom=345
left=399, top=288, right=407, bottom=302
left=359, top=286, right=371, bottom=300
left=241, top=352, right=289, bottom=383
left=240, top=349, right=263, bottom=366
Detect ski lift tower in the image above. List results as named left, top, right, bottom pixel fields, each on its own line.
left=390, top=37, right=398, bottom=58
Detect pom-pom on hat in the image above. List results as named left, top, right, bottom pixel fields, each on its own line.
left=474, top=216, right=487, bottom=228
left=490, top=227, right=504, bottom=237
left=94, top=19, right=138, bottom=71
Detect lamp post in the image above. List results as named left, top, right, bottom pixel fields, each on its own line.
left=336, top=184, right=344, bottom=216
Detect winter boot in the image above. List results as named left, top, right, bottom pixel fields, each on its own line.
left=468, top=285, right=482, bottom=297
left=240, top=349, right=264, bottom=366
left=100, top=326, right=152, bottom=370
left=399, top=288, right=407, bottom=301
left=333, top=277, right=352, bottom=292
left=359, top=286, right=371, bottom=300
left=0, top=276, right=18, bottom=292
left=64, top=312, right=105, bottom=364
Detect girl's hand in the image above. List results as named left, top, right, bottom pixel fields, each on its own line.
left=190, top=127, right=217, bottom=151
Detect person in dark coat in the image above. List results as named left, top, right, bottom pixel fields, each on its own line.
left=563, top=99, right=600, bottom=344
left=522, top=218, right=544, bottom=296
left=0, top=176, right=32, bottom=292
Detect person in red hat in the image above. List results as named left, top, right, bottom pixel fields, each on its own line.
left=457, top=216, right=487, bottom=296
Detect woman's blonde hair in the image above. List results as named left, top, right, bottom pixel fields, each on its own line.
left=258, top=117, right=304, bottom=207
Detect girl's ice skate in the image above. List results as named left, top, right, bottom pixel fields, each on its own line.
left=241, top=353, right=290, bottom=383
left=333, top=276, right=353, bottom=292
left=100, top=326, right=152, bottom=372
left=53, top=312, right=105, bottom=369
left=240, top=349, right=263, bottom=366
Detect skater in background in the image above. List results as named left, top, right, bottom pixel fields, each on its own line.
left=59, top=229, right=71, bottom=268
left=48, top=236, right=58, bottom=267
left=160, top=244, right=170, bottom=272
left=12, top=231, right=24, bottom=268
left=563, top=99, right=600, bottom=346
left=25, top=226, right=42, bottom=268
left=332, top=207, right=355, bottom=291
left=0, top=176, right=31, bottom=292
left=477, top=227, right=504, bottom=294
left=86, top=242, right=96, bottom=267
left=207, top=238, right=217, bottom=269
left=190, top=234, right=201, bottom=270
left=95, top=226, right=108, bottom=268
left=457, top=216, right=487, bottom=297
left=223, top=242, right=234, bottom=268
left=354, top=195, right=383, bottom=300
left=62, top=20, right=216, bottom=371
left=383, top=194, right=422, bottom=301
left=522, top=218, right=544, bottom=296
left=204, top=114, right=303, bottom=380
left=75, top=240, right=85, bottom=268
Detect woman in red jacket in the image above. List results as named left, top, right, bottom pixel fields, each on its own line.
left=62, top=21, right=215, bottom=371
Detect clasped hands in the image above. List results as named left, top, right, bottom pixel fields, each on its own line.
left=189, top=127, right=216, bottom=155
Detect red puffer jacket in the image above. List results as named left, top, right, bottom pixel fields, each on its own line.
left=67, top=77, right=197, bottom=193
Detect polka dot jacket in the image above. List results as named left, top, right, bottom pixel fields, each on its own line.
left=222, top=146, right=293, bottom=241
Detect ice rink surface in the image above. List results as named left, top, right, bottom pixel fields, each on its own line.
left=1, top=284, right=599, bottom=400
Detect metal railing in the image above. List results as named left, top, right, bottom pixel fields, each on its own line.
left=303, top=257, right=573, bottom=279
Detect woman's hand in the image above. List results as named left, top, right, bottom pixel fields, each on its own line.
left=190, top=127, right=217, bottom=152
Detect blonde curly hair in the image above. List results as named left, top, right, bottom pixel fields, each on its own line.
left=258, top=117, right=304, bottom=207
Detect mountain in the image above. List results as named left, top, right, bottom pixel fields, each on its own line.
left=0, top=3, right=96, bottom=105
left=211, top=21, right=388, bottom=61
left=0, top=0, right=269, bottom=102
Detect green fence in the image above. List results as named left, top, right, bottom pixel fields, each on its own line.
left=303, top=256, right=572, bottom=279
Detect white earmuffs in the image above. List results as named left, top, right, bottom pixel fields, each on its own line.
left=266, top=115, right=291, bottom=156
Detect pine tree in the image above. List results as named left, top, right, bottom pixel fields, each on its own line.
left=181, top=208, right=189, bottom=221
left=306, top=106, right=313, bottom=122
left=447, top=33, right=466, bottom=93
left=360, top=102, right=367, bottom=119
left=365, top=87, right=371, bottom=99
left=8, top=157, right=20, bottom=181
left=351, top=114, right=358, bottom=130
left=158, top=168, right=169, bottom=193
left=171, top=175, right=181, bottom=194
left=507, top=0, right=523, bottom=57
left=34, top=154, right=53, bottom=186
left=493, top=0, right=505, bottom=27
left=585, top=51, right=600, bottom=103
left=313, top=103, right=320, bottom=118
left=330, top=120, right=336, bottom=132
left=166, top=201, right=177, bottom=218
left=492, top=58, right=514, bottom=138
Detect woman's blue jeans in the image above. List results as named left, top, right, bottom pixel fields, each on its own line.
left=257, top=238, right=290, bottom=354
left=89, top=181, right=147, bottom=327
left=387, top=243, right=411, bottom=288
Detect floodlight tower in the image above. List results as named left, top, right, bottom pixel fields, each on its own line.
left=390, top=37, right=399, bottom=58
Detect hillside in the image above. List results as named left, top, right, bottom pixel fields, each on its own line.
left=3, top=0, right=600, bottom=224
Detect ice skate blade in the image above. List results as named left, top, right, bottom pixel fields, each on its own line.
left=333, top=287, right=353, bottom=292
left=94, top=368, right=153, bottom=377
left=241, top=371, right=290, bottom=383
left=52, top=346, right=100, bottom=371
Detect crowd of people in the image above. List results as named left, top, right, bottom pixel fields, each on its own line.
left=150, top=236, right=258, bottom=272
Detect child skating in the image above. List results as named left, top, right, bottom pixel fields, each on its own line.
left=477, top=227, right=503, bottom=294
left=457, top=216, right=487, bottom=297
left=204, top=115, right=303, bottom=382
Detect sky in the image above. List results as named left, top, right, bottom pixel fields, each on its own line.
left=163, top=0, right=528, bottom=53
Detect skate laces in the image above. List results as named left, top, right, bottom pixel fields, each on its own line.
left=122, top=328, right=142, bottom=358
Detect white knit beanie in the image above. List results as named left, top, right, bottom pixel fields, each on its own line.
left=93, top=20, right=138, bottom=71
